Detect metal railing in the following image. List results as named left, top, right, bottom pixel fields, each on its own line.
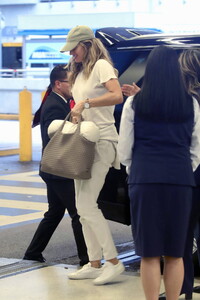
left=0, top=68, right=50, bottom=78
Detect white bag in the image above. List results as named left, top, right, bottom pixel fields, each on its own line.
left=48, top=119, right=100, bottom=142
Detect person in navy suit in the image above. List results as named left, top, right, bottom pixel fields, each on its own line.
left=23, top=65, right=88, bottom=266
left=118, top=45, right=200, bottom=300
left=159, top=49, right=200, bottom=300
left=178, top=49, right=200, bottom=298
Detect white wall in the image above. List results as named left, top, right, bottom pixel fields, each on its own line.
left=0, top=0, right=200, bottom=114
left=0, top=78, right=49, bottom=114
left=1, top=0, right=200, bottom=45
left=18, top=12, right=135, bottom=30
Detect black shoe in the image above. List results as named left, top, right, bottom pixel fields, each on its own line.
left=23, top=254, right=46, bottom=263
left=193, top=285, right=200, bottom=293
left=159, top=292, right=192, bottom=300
left=79, top=259, right=89, bottom=267
left=185, top=293, right=193, bottom=300
left=158, top=293, right=166, bottom=300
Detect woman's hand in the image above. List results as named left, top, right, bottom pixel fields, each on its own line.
left=121, top=82, right=140, bottom=97
left=71, top=101, right=84, bottom=123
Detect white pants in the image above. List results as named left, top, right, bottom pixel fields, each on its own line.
left=74, top=140, right=118, bottom=261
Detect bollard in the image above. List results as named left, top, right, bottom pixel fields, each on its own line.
left=19, top=87, right=32, bottom=161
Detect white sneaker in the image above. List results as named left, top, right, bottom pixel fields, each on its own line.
left=93, top=260, right=125, bottom=285
left=68, top=263, right=102, bottom=280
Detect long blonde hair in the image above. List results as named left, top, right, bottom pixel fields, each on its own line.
left=69, top=38, right=117, bottom=85
left=179, top=49, right=200, bottom=102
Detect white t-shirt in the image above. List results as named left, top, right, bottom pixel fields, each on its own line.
left=71, top=59, right=119, bottom=141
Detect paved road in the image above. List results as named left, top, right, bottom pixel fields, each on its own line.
left=0, top=120, right=141, bottom=299
left=0, top=120, right=133, bottom=265
left=0, top=166, right=133, bottom=263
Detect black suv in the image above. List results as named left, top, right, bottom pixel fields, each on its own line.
left=96, top=27, right=200, bottom=275
left=96, top=27, right=200, bottom=82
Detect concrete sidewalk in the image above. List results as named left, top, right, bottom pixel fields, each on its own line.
left=0, top=259, right=142, bottom=300
left=0, top=258, right=200, bottom=300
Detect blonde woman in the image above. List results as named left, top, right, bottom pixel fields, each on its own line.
left=60, top=25, right=124, bottom=285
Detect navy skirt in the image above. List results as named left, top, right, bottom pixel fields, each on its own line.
left=129, top=183, right=193, bottom=257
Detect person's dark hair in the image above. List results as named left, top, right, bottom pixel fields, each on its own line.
left=32, top=64, right=69, bottom=127
left=50, top=65, right=69, bottom=87
left=134, top=45, right=193, bottom=122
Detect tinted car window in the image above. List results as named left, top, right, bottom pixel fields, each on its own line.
left=118, top=51, right=149, bottom=86
left=113, top=51, right=149, bottom=132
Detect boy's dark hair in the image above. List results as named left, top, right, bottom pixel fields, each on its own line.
left=50, top=65, right=68, bottom=87
left=32, top=65, right=69, bottom=127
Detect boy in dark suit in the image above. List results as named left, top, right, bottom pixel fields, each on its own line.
left=23, top=65, right=88, bottom=266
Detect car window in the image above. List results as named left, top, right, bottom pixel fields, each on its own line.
left=109, top=50, right=142, bottom=76
left=118, top=51, right=149, bottom=86
left=113, top=47, right=195, bottom=131
left=114, top=51, right=149, bottom=131
left=117, top=49, right=187, bottom=87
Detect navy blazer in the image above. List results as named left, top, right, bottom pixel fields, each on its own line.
left=128, top=114, right=195, bottom=186
left=39, top=91, right=71, bottom=180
